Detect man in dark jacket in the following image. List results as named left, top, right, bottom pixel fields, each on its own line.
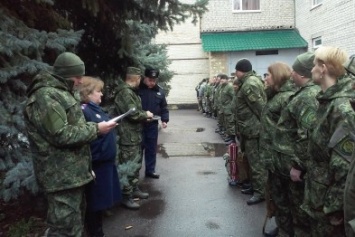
left=24, top=52, right=117, bottom=236
left=138, top=67, right=169, bottom=179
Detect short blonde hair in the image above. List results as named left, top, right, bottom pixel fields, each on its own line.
left=314, top=46, right=348, bottom=78
left=79, top=76, right=104, bottom=103
left=268, top=62, right=291, bottom=91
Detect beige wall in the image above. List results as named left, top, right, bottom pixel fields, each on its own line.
left=155, top=15, right=209, bottom=105
left=201, top=0, right=295, bottom=32
left=295, top=0, right=355, bottom=55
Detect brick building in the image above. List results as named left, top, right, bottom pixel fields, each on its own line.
left=295, top=0, right=355, bottom=55
left=158, top=0, right=355, bottom=106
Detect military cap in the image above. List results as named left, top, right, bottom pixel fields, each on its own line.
left=53, top=52, right=85, bottom=78
left=235, top=59, right=252, bottom=72
left=344, top=56, right=355, bottom=76
left=292, top=52, right=315, bottom=78
left=127, top=67, right=141, bottom=75
left=144, top=67, right=160, bottom=78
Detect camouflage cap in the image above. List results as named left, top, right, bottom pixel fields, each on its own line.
left=344, top=56, right=355, bottom=76
left=292, top=52, right=315, bottom=78
left=127, top=67, right=141, bottom=75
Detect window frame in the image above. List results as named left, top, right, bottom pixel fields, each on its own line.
left=232, top=0, right=261, bottom=13
left=311, top=0, right=323, bottom=8
left=312, top=36, right=322, bottom=50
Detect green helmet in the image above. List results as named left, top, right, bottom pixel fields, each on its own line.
left=53, top=52, right=85, bottom=78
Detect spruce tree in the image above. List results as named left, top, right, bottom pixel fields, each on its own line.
left=0, top=0, right=208, bottom=202
left=0, top=2, right=85, bottom=201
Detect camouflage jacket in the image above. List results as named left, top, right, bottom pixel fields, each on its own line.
left=114, top=79, right=148, bottom=145
left=214, top=84, right=223, bottom=111
left=204, top=83, right=213, bottom=100
left=24, top=72, right=98, bottom=192
left=272, top=81, right=320, bottom=171
left=220, top=83, right=235, bottom=115
left=236, top=71, right=266, bottom=139
left=260, top=80, right=296, bottom=148
left=302, top=75, right=355, bottom=217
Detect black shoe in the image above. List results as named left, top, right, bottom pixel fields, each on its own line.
left=146, top=172, right=160, bottom=179
left=241, top=187, right=254, bottom=195
left=241, top=182, right=251, bottom=189
left=246, top=194, right=265, bottom=205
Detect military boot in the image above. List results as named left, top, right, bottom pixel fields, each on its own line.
left=132, top=187, right=149, bottom=199
left=121, top=195, right=140, bottom=210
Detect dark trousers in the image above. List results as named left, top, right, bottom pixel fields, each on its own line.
left=142, top=123, right=158, bottom=174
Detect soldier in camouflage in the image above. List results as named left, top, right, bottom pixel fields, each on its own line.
left=234, top=59, right=267, bottom=205
left=302, top=46, right=355, bottom=237
left=24, top=52, right=117, bottom=236
left=271, top=52, right=320, bottom=237
left=204, top=77, right=215, bottom=118
left=261, top=63, right=297, bottom=235
left=341, top=56, right=355, bottom=237
left=219, top=74, right=236, bottom=144
left=114, top=67, right=153, bottom=210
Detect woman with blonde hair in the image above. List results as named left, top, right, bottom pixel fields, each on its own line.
left=79, top=76, right=122, bottom=237
left=302, top=46, right=355, bottom=236
left=261, top=62, right=297, bottom=236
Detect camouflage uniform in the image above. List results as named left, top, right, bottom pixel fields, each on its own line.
left=215, top=83, right=225, bottom=130
left=266, top=80, right=317, bottom=236
left=220, top=82, right=235, bottom=136
left=302, top=75, right=355, bottom=237
left=114, top=78, right=149, bottom=196
left=235, top=71, right=266, bottom=196
left=205, top=82, right=213, bottom=116
left=25, top=72, right=98, bottom=237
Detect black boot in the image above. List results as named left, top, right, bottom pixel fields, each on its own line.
left=86, top=211, right=105, bottom=237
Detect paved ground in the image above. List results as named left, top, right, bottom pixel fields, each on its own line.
left=104, top=109, right=266, bottom=237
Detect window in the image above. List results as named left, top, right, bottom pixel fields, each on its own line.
left=312, top=37, right=322, bottom=50
left=312, top=0, right=323, bottom=7
left=233, top=0, right=260, bottom=11
left=256, top=50, right=278, bottom=56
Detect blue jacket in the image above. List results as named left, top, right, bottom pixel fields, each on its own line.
left=81, top=102, right=121, bottom=211
left=138, top=82, right=169, bottom=123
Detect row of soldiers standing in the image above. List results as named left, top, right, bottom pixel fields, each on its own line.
left=197, top=46, right=355, bottom=237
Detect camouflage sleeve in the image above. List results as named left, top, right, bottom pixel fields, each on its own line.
left=324, top=116, right=354, bottom=214
left=291, top=103, right=318, bottom=169
left=115, top=88, right=148, bottom=122
left=224, top=86, right=236, bottom=114
left=242, top=84, right=265, bottom=119
left=40, top=94, right=98, bottom=147
left=323, top=151, right=350, bottom=215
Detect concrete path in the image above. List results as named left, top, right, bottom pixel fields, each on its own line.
left=104, top=109, right=266, bottom=237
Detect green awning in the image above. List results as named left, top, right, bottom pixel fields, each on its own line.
left=201, top=29, right=307, bottom=52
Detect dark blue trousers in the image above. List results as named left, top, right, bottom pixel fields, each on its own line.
left=142, top=123, right=158, bottom=174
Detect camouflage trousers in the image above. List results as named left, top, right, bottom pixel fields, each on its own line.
left=205, top=97, right=212, bottom=113
left=118, top=144, right=143, bottom=196
left=307, top=212, right=345, bottom=237
left=45, top=187, right=86, bottom=237
left=223, top=112, right=235, bottom=136
left=244, top=138, right=266, bottom=195
left=270, top=153, right=311, bottom=237
left=217, top=111, right=225, bottom=130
